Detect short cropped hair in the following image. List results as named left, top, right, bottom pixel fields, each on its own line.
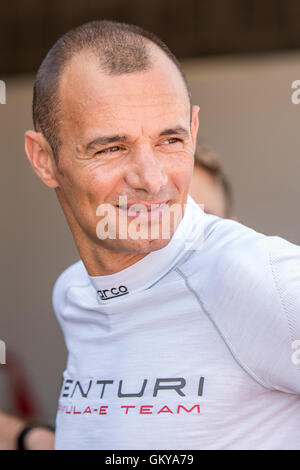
left=194, top=143, right=233, bottom=217
left=32, top=20, right=191, bottom=163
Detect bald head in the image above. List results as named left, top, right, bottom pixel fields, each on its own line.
left=32, top=20, right=191, bottom=163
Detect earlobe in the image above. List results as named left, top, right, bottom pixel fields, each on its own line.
left=24, top=130, right=59, bottom=188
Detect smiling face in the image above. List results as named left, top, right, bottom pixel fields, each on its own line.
left=30, top=46, right=199, bottom=266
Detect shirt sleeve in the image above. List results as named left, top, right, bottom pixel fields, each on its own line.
left=266, top=235, right=300, bottom=390
left=186, top=217, right=300, bottom=395
left=228, top=233, right=300, bottom=395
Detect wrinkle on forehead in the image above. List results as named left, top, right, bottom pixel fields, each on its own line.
left=63, top=85, right=188, bottom=115
left=59, top=52, right=191, bottom=146
left=64, top=98, right=190, bottom=141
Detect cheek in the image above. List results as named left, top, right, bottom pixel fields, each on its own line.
left=68, top=163, right=114, bottom=199
left=86, top=166, right=122, bottom=201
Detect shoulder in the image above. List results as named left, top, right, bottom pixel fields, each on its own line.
left=181, top=214, right=267, bottom=281
left=180, top=215, right=272, bottom=322
left=52, top=260, right=90, bottom=329
left=179, top=215, right=300, bottom=393
left=188, top=214, right=300, bottom=300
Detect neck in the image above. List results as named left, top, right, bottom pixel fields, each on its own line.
left=75, top=240, right=148, bottom=276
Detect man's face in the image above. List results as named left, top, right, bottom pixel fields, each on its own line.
left=54, top=49, right=199, bottom=254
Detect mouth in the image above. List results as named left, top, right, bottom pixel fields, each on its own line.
left=117, top=201, right=170, bottom=222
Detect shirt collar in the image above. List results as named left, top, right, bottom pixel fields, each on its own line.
left=88, top=195, right=205, bottom=304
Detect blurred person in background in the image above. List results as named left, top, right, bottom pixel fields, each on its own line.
left=189, top=143, right=233, bottom=218
left=0, top=412, right=54, bottom=450
left=0, top=350, right=54, bottom=450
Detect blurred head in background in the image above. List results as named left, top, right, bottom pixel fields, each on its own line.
left=189, top=143, right=234, bottom=218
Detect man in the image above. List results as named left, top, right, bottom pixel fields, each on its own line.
left=0, top=150, right=230, bottom=451
left=25, top=21, right=300, bottom=450
left=0, top=148, right=230, bottom=452
left=189, top=144, right=233, bottom=218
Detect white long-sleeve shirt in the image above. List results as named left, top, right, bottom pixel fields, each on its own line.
left=53, top=196, right=300, bottom=450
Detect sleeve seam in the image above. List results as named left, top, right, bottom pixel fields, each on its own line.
left=265, top=236, right=295, bottom=348
left=176, top=266, right=273, bottom=392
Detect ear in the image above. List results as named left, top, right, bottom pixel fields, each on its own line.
left=190, top=105, right=200, bottom=151
left=24, top=130, right=59, bottom=188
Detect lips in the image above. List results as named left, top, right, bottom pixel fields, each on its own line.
left=117, top=201, right=169, bottom=210
left=117, top=201, right=170, bottom=221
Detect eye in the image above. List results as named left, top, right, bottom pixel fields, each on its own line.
left=161, top=137, right=184, bottom=145
left=96, top=145, right=123, bottom=155
left=158, top=137, right=185, bottom=150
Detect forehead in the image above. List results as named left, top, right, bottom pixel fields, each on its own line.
left=59, top=50, right=190, bottom=137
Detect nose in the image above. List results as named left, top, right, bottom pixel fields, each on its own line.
left=125, top=144, right=168, bottom=195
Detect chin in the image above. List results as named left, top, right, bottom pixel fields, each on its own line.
left=143, top=237, right=172, bottom=252
left=105, top=236, right=173, bottom=254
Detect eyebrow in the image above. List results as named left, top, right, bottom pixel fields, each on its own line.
left=84, top=126, right=189, bottom=152
left=84, top=135, right=127, bottom=152
left=158, top=127, right=189, bottom=138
